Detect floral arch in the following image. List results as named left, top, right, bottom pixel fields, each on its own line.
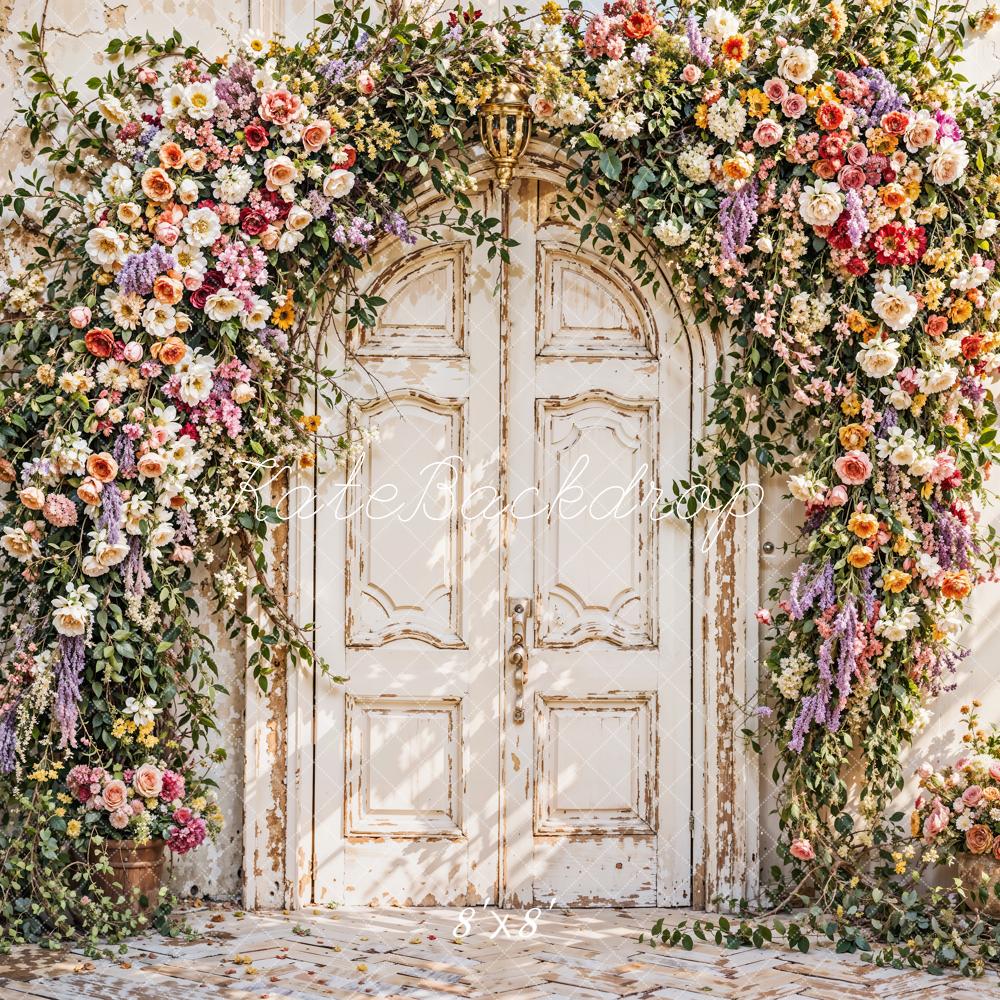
left=0, top=0, right=999, bottom=974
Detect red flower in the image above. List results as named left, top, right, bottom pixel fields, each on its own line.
left=625, top=9, right=658, bottom=39
left=962, top=333, right=985, bottom=359
left=340, top=145, right=357, bottom=170
left=816, top=102, right=846, bottom=131
left=869, top=222, right=927, bottom=266
left=240, top=206, right=269, bottom=237
left=179, top=422, right=200, bottom=441
left=244, top=122, right=269, bottom=151
left=881, top=109, right=910, bottom=135
left=845, top=256, right=869, bottom=277
left=262, top=188, right=291, bottom=220
left=84, top=327, right=115, bottom=359
left=189, top=269, right=224, bottom=311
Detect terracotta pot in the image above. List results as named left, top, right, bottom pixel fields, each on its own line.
left=958, top=853, right=1000, bottom=916
left=90, top=839, right=166, bottom=914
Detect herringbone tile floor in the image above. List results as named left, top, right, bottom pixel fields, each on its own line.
left=0, top=906, right=990, bottom=999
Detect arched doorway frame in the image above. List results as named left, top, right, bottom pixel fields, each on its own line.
left=242, top=139, right=761, bottom=910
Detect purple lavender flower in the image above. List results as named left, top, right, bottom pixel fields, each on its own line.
left=718, top=182, right=759, bottom=261
left=0, top=700, right=18, bottom=774
left=854, top=67, right=908, bottom=128
left=686, top=12, right=712, bottom=65
left=54, top=634, right=85, bottom=749
left=99, top=481, right=124, bottom=545
left=382, top=211, right=417, bottom=246
left=123, top=535, right=150, bottom=596
left=117, top=245, right=175, bottom=296
left=844, top=189, right=868, bottom=248
left=960, top=376, right=986, bottom=403
left=789, top=560, right=835, bottom=620
left=112, top=432, right=137, bottom=476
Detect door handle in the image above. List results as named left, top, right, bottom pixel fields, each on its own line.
left=508, top=598, right=531, bottom=724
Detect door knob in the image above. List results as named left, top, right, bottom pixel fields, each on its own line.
left=507, top=599, right=531, bottom=724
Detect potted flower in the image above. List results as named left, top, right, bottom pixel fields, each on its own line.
left=64, top=756, right=222, bottom=913
left=910, top=701, right=1000, bottom=915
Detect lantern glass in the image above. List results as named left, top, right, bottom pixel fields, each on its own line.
left=478, top=82, right=533, bottom=190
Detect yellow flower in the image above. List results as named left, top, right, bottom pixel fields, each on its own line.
left=838, top=423, right=869, bottom=450
left=841, top=393, right=861, bottom=416
left=300, top=414, right=322, bottom=434
left=846, top=310, right=867, bottom=333
left=882, top=569, right=912, bottom=594
left=54, top=807, right=66, bottom=818
left=848, top=510, right=880, bottom=540
left=66, top=819, right=82, bottom=838
left=541, top=0, right=562, bottom=23
left=744, top=88, right=771, bottom=118
left=36, top=363, right=56, bottom=386
left=950, top=298, right=973, bottom=324
left=694, top=104, right=709, bottom=129
left=893, top=535, right=911, bottom=555
left=847, top=544, right=875, bottom=568
left=192, top=796, right=207, bottom=811
left=57, top=792, right=72, bottom=804
left=272, top=294, right=295, bottom=331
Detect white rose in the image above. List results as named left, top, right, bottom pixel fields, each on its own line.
left=96, top=540, right=129, bottom=567
left=183, top=207, right=222, bottom=247
left=928, top=138, right=969, bottom=186
left=857, top=338, right=901, bottom=378
left=788, top=474, right=825, bottom=502
left=872, top=283, right=918, bottom=331
left=231, top=382, right=255, bottom=404
left=778, top=45, right=819, bottom=85
left=204, top=290, right=244, bottom=323
left=81, top=554, right=109, bottom=577
left=975, top=218, right=999, bottom=240
left=101, top=164, right=134, bottom=200
left=150, top=523, right=176, bottom=548
left=85, top=226, right=127, bottom=268
left=0, top=527, right=40, bottom=563
left=908, top=452, right=936, bottom=478
left=653, top=218, right=691, bottom=247
left=52, top=604, right=89, bottom=637
left=798, top=180, right=843, bottom=227
left=887, top=388, right=912, bottom=409
left=323, top=169, right=356, bottom=199
left=277, top=230, right=304, bottom=253
left=177, top=178, right=200, bottom=205
left=919, top=366, right=957, bottom=394
left=286, top=205, right=313, bottom=231
left=889, top=441, right=917, bottom=467
left=703, top=6, right=740, bottom=41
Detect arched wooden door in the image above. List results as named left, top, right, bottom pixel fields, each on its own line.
left=307, top=170, right=694, bottom=907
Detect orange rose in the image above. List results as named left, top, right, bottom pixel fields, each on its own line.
left=966, top=824, right=993, bottom=855
left=881, top=569, right=912, bottom=594
left=152, top=274, right=184, bottom=305
left=847, top=510, right=880, bottom=540
left=941, top=569, right=972, bottom=600
left=86, top=452, right=119, bottom=484
left=137, top=452, right=167, bottom=478
left=141, top=166, right=175, bottom=203
left=880, top=183, right=907, bottom=210
left=84, top=327, right=115, bottom=359
left=847, top=544, right=874, bottom=568
left=0, top=459, right=15, bottom=483
left=77, top=476, right=103, bottom=506
left=301, top=120, right=332, bottom=153
left=838, top=423, right=869, bottom=450
left=158, top=142, right=185, bottom=169
left=155, top=337, right=188, bottom=366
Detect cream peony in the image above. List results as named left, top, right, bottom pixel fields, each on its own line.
left=204, top=289, right=244, bottom=323
left=857, top=337, right=901, bottom=378
left=1, top=526, right=40, bottom=563
left=872, top=282, right=919, bottom=331
left=778, top=45, right=819, bottom=85
left=703, top=6, right=740, bottom=41
left=798, top=180, right=843, bottom=227
left=85, top=226, right=127, bottom=268
left=928, top=138, right=969, bottom=186
left=323, top=169, right=356, bottom=199
left=182, top=207, right=222, bottom=248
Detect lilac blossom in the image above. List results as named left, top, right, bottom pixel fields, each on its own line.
left=686, top=13, right=712, bottom=65
left=0, top=699, right=18, bottom=773
left=112, top=432, right=137, bottom=476
left=117, top=245, right=175, bottom=296
left=789, top=559, right=835, bottom=620
left=55, top=634, right=85, bottom=749
left=123, top=535, right=150, bottom=596
left=844, top=189, right=868, bottom=248
left=382, top=210, right=417, bottom=246
left=854, top=67, right=908, bottom=128
left=718, top=181, right=758, bottom=261
left=99, top=481, right=123, bottom=545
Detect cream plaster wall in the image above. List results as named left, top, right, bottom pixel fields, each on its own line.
left=1, top=0, right=998, bottom=899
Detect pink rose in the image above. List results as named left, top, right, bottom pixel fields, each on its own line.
left=837, top=165, right=867, bottom=190
left=989, top=761, right=1000, bottom=782
left=763, top=78, right=788, bottom=102
left=260, top=226, right=281, bottom=251
left=123, top=342, right=143, bottom=363
left=781, top=93, right=808, bottom=119
left=131, top=799, right=146, bottom=815
left=109, top=807, right=132, bottom=830
left=133, top=763, right=164, bottom=799
left=136, top=67, right=158, bottom=85
left=68, top=306, right=92, bottom=329
left=755, top=607, right=773, bottom=625
left=681, top=64, right=702, bottom=85
left=826, top=485, right=849, bottom=507
left=963, top=784, right=984, bottom=807
left=916, top=763, right=933, bottom=779
left=356, top=70, right=375, bottom=96
left=301, top=119, right=332, bottom=153
left=753, top=119, right=784, bottom=148
left=846, top=142, right=869, bottom=166
left=259, top=89, right=302, bottom=126
left=789, top=838, right=815, bottom=861
left=834, top=450, right=873, bottom=486
left=923, top=797, right=950, bottom=840
left=154, top=222, right=180, bottom=246
left=170, top=545, right=195, bottom=564
left=102, top=779, right=128, bottom=812
left=173, top=806, right=194, bottom=825
left=264, top=155, right=298, bottom=192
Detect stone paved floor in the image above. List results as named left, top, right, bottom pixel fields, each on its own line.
left=0, top=904, right=992, bottom=999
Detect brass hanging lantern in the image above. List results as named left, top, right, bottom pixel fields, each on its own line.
left=478, top=81, right=533, bottom=191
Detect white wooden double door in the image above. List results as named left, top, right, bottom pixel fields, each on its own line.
left=309, top=177, right=693, bottom=907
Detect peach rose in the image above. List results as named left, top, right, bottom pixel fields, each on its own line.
left=966, top=824, right=994, bottom=855
left=68, top=305, right=92, bottom=329
left=186, top=149, right=207, bottom=172
left=133, top=763, right=163, bottom=798
left=259, top=89, right=302, bottom=125
left=154, top=221, right=180, bottom=247
left=109, top=807, right=131, bottom=830
left=156, top=337, right=188, bottom=366
left=847, top=510, right=879, bottom=540
left=834, top=450, right=872, bottom=486
left=922, top=797, right=950, bottom=840
left=77, top=476, right=104, bottom=506
left=963, top=785, right=984, bottom=807
left=87, top=452, right=118, bottom=484
left=141, top=166, right=176, bottom=203
left=941, top=569, right=972, bottom=600
left=84, top=327, right=115, bottom=359
left=847, top=544, right=874, bottom=569
left=301, top=119, right=332, bottom=153
left=102, top=779, right=128, bottom=811
left=789, top=838, right=815, bottom=861
left=137, top=452, right=168, bottom=478
left=264, top=155, right=298, bottom=192
left=0, top=459, right=15, bottom=483
left=19, top=486, right=45, bottom=510
left=153, top=274, right=184, bottom=305
left=158, top=142, right=186, bottom=169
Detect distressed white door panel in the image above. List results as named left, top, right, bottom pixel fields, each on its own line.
left=502, top=177, right=692, bottom=908
left=311, top=175, right=693, bottom=909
